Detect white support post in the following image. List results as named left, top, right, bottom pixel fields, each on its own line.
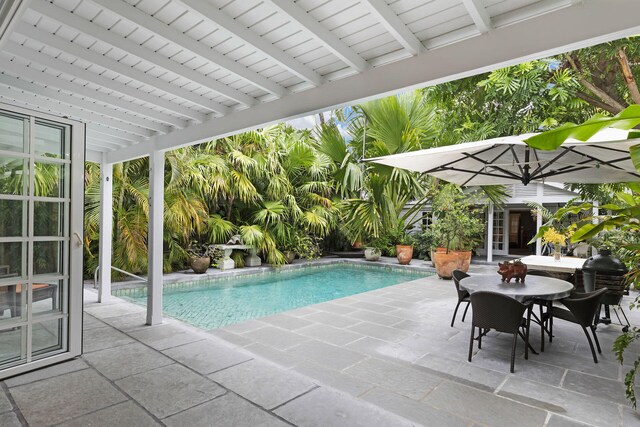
left=535, top=183, right=544, bottom=256
left=98, top=153, right=113, bottom=303
left=147, top=150, right=165, bottom=326
left=486, top=202, right=494, bottom=263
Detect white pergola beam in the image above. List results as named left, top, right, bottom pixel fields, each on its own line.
left=0, top=84, right=156, bottom=138
left=14, top=23, right=219, bottom=116
left=486, top=201, right=494, bottom=262
left=0, top=0, right=31, bottom=50
left=87, top=138, right=123, bottom=151
left=105, top=0, right=640, bottom=164
left=88, top=0, right=287, bottom=99
left=0, top=71, right=169, bottom=133
left=362, top=0, right=424, bottom=55
left=85, top=149, right=103, bottom=163
left=267, top=0, right=369, bottom=72
left=30, top=0, right=248, bottom=109
left=177, top=0, right=323, bottom=87
left=463, top=0, right=492, bottom=33
left=147, top=150, right=164, bottom=326
left=4, top=41, right=207, bottom=123
left=98, top=154, right=113, bottom=302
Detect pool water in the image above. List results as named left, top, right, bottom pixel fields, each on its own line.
left=114, top=263, right=430, bottom=330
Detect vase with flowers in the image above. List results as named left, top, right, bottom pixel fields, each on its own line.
left=542, top=227, right=572, bottom=261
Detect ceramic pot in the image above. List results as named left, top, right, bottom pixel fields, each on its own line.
left=396, top=245, right=413, bottom=265
left=364, top=247, right=381, bottom=261
left=432, top=250, right=472, bottom=279
left=190, top=256, right=210, bottom=274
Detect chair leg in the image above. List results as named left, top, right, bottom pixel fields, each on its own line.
left=468, top=325, right=475, bottom=362
left=451, top=301, right=462, bottom=327
left=478, top=330, right=482, bottom=349
left=461, top=301, right=470, bottom=322
left=590, top=325, right=602, bottom=353
left=549, top=313, right=553, bottom=342
left=539, top=304, right=545, bottom=352
left=510, top=332, right=518, bottom=373
left=525, top=307, right=531, bottom=360
left=582, top=326, right=599, bottom=363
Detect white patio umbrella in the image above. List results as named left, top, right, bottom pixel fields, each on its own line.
left=368, top=128, right=640, bottom=186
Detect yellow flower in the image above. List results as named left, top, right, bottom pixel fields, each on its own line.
left=542, top=227, right=569, bottom=246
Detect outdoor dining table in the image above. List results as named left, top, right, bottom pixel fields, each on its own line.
left=460, top=274, right=575, bottom=353
left=459, top=274, right=575, bottom=302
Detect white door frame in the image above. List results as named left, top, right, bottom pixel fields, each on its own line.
left=0, top=102, right=84, bottom=379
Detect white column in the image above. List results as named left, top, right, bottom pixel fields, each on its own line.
left=98, top=154, right=113, bottom=303
left=535, top=183, right=544, bottom=256
left=486, top=202, right=494, bottom=263
left=147, top=150, right=165, bottom=325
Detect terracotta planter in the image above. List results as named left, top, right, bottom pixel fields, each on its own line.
left=352, top=240, right=362, bottom=249
left=364, top=247, right=381, bottom=261
left=432, top=250, right=472, bottom=279
left=190, top=256, right=210, bottom=274
left=396, top=245, right=413, bottom=265
left=430, top=247, right=448, bottom=267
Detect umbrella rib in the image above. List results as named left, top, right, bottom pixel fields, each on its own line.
left=509, top=146, right=525, bottom=175
left=529, top=146, right=575, bottom=178
left=444, top=167, right=515, bottom=180
left=422, top=144, right=499, bottom=174
left=459, top=146, right=513, bottom=186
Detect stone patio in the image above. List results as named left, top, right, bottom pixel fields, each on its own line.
left=1, top=263, right=639, bottom=426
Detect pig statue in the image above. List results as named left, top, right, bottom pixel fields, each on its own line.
left=498, top=260, right=527, bottom=283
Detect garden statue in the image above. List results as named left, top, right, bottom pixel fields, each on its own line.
left=498, top=260, right=527, bottom=283
left=226, top=234, right=243, bottom=245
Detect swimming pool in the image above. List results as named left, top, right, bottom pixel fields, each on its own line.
left=113, top=263, right=430, bottom=330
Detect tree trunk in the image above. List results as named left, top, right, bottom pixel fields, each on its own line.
left=616, top=49, right=640, bottom=105
left=318, top=112, right=325, bottom=124
left=566, top=54, right=625, bottom=113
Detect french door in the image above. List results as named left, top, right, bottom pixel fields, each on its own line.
left=0, top=103, right=84, bottom=379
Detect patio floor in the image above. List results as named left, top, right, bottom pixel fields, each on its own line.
left=1, top=263, right=639, bottom=426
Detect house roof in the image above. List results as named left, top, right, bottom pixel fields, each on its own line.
left=1, top=0, right=640, bottom=163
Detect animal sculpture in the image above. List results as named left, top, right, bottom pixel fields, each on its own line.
left=498, top=260, right=528, bottom=283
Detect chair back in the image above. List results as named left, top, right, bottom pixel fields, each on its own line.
left=470, top=291, right=527, bottom=334
left=594, top=273, right=627, bottom=305
left=452, top=270, right=470, bottom=299
left=560, top=288, right=608, bottom=326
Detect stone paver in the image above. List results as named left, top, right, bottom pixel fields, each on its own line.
left=424, top=381, right=548, bottom=427
left=259, top=314, right=315, bottom=331
left=347, top=321, right=411, bottom=343
left=3, top=358, right=89, bottom=388
left=296, top=323, right=364, bottom=346
left=241, top=326, right=311, bottom=350
left=164, top=393, right=289, bottom=427
left=0, top=411, right=22, bottom=427
left=292, top=360, right=375, bottom=396
left=83, top=342, right=173, bottom=380
left=9, top=369, right=127, bottom=426
left=128, top=323, right=204, bottom=350
left=209, top=359, right=316, bottom=410
left=115, top=364, right=225, bottom=419
left=344, top=357, right=442, bottom=400
left=274, top=387, right=413, bottom=427
left=287, top=340, right=366, bottom=370
left=57, top=401, right=159, bottom=427
left=82, top=325, right=135, bottom=353
left=162, top=339, right=253, bottom=375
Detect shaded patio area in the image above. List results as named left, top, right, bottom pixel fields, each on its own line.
left=1, top=264, right=639, bottom=426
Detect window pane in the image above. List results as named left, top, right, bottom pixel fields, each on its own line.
left=33, top=241, right=63, bottom=276
left=34, top=202, right=65, bottom=237
left=0, top=199, right=24, bottom=237
left=0, top=325, right=25, bottom=368
left=0, top=283, right=25, bottom=323
left=0, top=242, right=23, bottom=278
left=32, top=318, right=64, bottom=358
left=0, top=113, right=27, bottom=154
left=35, top=121, right=68, bottom=159
left=32, top=279, right=63, bottom=317
left=0, top=157, right=27, bottom=195
left=34, top=162, right=66, bottom=198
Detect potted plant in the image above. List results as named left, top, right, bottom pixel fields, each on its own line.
left=187, top=242, right=212, bottom=274
left=429, top=187, right=485, bottom=279
left=364, top=235, right=388, bottom=261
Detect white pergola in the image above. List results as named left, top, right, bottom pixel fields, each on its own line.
left=1, top=0, right=640, bottom=325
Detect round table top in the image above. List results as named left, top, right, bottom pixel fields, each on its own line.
left=459, top=274, right=575, bottom=302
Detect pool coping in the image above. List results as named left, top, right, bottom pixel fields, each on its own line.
left=109, top=257, right=437, bottom=291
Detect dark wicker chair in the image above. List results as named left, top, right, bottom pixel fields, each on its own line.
left=451, top=270, right=470, bottom=327
left=593, top=273, right=630, bottom=332
left=468, top=291, right=532, bottom=373
left=550, top=288, right=608, bottom=363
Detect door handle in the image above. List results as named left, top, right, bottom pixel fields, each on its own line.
left=73, top=232, right=83, bottom=247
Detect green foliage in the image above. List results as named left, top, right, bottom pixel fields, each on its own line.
left=427, top=185, right=486, bottom=252
left=524, top=104, right=640, bottom=150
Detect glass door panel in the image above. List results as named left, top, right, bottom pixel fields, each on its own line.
left=0, top=104, right=83, bottom=378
